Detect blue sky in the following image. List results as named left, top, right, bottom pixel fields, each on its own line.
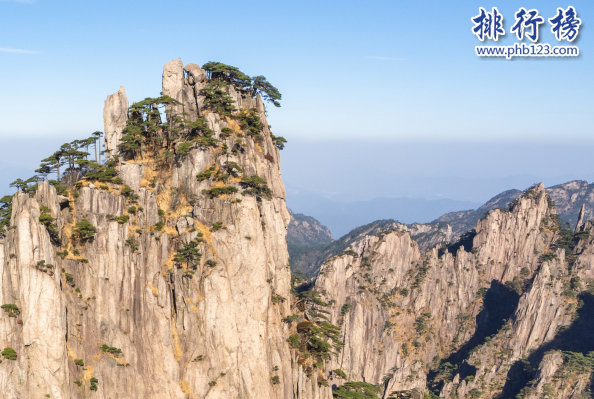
left=0, top=0, right=592, bottom=210
left=1, top=0, right=592, bottom=142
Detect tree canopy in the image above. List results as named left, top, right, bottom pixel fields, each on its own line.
left=332, top=382, right=380, bottom=399
left=252, top=75, right=282, bottom=107
left=202, top=62, right=252, bottom=90
left=202, top=62, right=282, bottom=107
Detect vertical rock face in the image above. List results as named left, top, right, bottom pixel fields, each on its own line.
left=103, top=86, right=129, bottom=157
left=0, top=58, right=293, bottom=398
left=3, top=58, right=594, bottom=399
left=575, top=204, right=586, bottom=232
left=309, top=183, right=594, bottom=398
left=163, top=58, right=202, bottom=120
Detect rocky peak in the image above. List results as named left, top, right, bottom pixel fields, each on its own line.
left=296, top=182, right=594, bottom=398
left=0, top=58, right=294, bottom=399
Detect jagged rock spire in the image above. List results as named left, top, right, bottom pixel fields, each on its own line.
left=575, top=203, right=586, bottom=232
left=162, top=58, right=201, bottom=120
left=103, top=86, right=129, bottom=158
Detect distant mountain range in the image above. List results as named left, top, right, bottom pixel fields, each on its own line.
left=287, top=180, right=594, bottom=276
left=286, top=192, right=481, bottom=238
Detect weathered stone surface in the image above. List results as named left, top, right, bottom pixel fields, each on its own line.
left=184, top=63, right=206, bottom=83
left=310, top=184, right=587, bottom=398
left=287, top=209, right=334, bottom=247
left=103, top=86, right=129, bottom=158
left=575, top=203, right=586, bottom=231
left=163, top=58, right=184, bottom=98
left=163, top=58, right=199, bottom=120
left=0, top=60, right=293, bottom=399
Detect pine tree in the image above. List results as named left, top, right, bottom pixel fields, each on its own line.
left=202, top=62, right=252, bottom=90
left=92, top=131, right=102, bottom=164
left=0, top=195, right=13, bottom=233
left=251, top=76, right=282, bottom=107
left=174, top=240, right=202, bottom=269
left=200, top=81, right=236, bottom=116
left=9, top=178, right=28, bottom=192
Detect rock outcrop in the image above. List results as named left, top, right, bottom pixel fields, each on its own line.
left=306, top=183, right=594, bottom=398
left=0, top=58, right=293, bottom=399
left=287, top=209, right=334, bottom=248
left=103, top=85, right=129, bottom=157
left=2, top=57, right=594, bottom=399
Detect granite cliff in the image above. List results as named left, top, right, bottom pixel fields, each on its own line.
left=0, top=59, right=294, bottom=399
left=1, top=58, right=593, bottom=399
left=299, top=184, right=594, bottom=398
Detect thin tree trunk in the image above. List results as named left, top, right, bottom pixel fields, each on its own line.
left=95, top=141, right=98, bottom=164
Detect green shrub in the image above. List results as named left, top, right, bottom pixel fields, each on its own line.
left=271, top=375, right=280, bottom=385
left=539, top=252, right=558, bottom=263
left=287, top=335, right=300, bottom=349
left=90, top=377, right=98, bottom=391
left=211, top=221, right=223, bottom=231
left=39, top=206, right=62, bottom=246
left=174, top=240, right=202, bottom=268
left=283, top=314, right=299, bottom=323
left=120, top=185, right=134, bottom=197
left=153, top=221, right=165, bottom=231
left=158, top=209, right=165, bottom=217
left=114, top=215, right=129, bottom=225
left=237, top=108, right=264, bottom=138
left=200, top=81, right=236, bottom=116
left=84, top=166, right=118, bottom=183
left=127, top=206, right=137, bottom=214
left=65, top=273, right=74, bottom=285
left=1, top=304, right=20, bottom=317
left=101, top=344, right=122, bottom=357
left=112, top=177, right=123, bottom=184
left=74, top=380, right=82, bottom=387
left=1, top=347, right=17, bottom=360
left=334, top=369, right=347, bottom=379
left=197, top=170, right=212, bottom=182
left=125, top=238, right=139, bottom=252
left=177, top=142, right=192, bottom=155
left=57, top=250, right=68, bottom=258
left=208, top=380, right=217, bottom=387
left=332, top=381, right=379, bottom=399
left=220, top=127, right=233, bottom=138
left=196, top=137, right=219, bottom=147
left=272, top=135, right=287, bottom=150
left=202, top=186, right=238, bottom=197
left=240, top=175, right=273, bottom=199
left=206, top=260, right=217, bottom=267
left=74, top=359, right=84, bottom=366
left=72, top=220, right=96, bottom=242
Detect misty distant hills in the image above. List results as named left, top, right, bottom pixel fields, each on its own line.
left=286, top=192, right=480, bottom=238
left=287, top=180, right=594, bottom=276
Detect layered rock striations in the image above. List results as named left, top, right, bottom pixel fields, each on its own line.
left=306, top=184, right=594, bottom=398
left=2, top=57, right=594, bottom=399
left=0, top=58, right=293, bottom=399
